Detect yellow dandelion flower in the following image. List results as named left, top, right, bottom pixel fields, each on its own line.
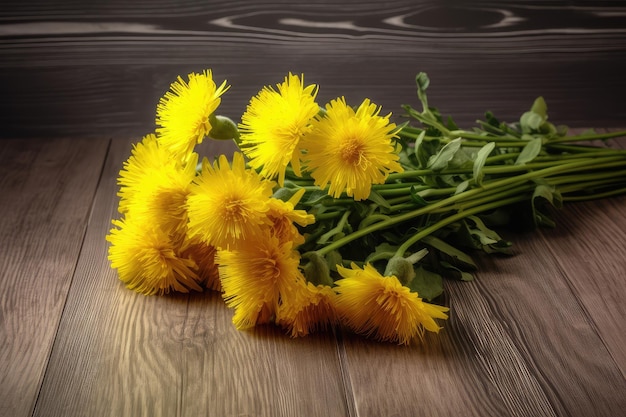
left=117, top=134, right=178, bottom=214
left=277, top=279, right=338, bottom=337
left=156, top=70, right=229, bottom=160
left=124, top=151, right=198, bottom=244
left=335, top=263, right=449, bottom=345
left=216, top=234, right=302, bottom=330
left=267, top=188, right=315, bottom=246
left=239, top=73, right=319, bottom=185
left=186, top=152, right=275, bottom=249
left=301, top=97, right=404, bottom=201
left=106, top=216, right=202, bottom=295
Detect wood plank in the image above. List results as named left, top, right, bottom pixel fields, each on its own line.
left=32, top=137, right=350, bottom=417
left=539, top=195, right=626, bottom=377
left=2, top=1, right=626, bottom=138
left=340, top=227, right=626, bottom=416
left=339, top=129, right=626, bottom=416
left=0, top=138, right=110, bottom=417
left=540, top=131, right=626, bottom=376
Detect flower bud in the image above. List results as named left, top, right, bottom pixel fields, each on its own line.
left=384, top=249, right=428, bottom=286
left=209, top=114, right=240, bottom=141
left=301, top=251, right=334, bottom=287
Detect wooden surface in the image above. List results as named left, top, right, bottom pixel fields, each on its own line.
left=1, top=1, right=625, bottom=417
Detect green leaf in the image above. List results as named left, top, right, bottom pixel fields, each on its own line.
left=466, top=215, right=501, bottom=244
left=531, top=96, right=548, bottom=119
left=365, top=242, right=399, bottom=263
left=533, top=183, right=563, bottom=209
left=482, top=240, right=513, bottom=255
left=409, top=266, right=444, bottom=301
left=446, top=115, right=459, bottom=131
left=410, top=185, right=429, bottom=206
left=427, top=138, right=462, bottom=171
left=413, top=129, right=426, bottom=158
left=414, top=133, right=439, bottom=169
left=304, top=190, right=331, bottom=205
left=448, top=146, right=475, bottom=170
left=473, top=142, right=495, bottom=186
left=440, top=261, right=474, bottom=281
left=520, top=97, right=549, bottom=133
left=461, top=216, right=514, bottom=254
left=531, top=183, right=563, bottom=227
left=367, top=189, right=392, bottom=210
left=421, top=235, right=478, bottom=271
left=520, top=111, right=544, bottom=132
left=455, top=180, right=470, bottom=195
left=515, top=137, right=543, bottom=165
left=272, top=187, right=298, bottom=202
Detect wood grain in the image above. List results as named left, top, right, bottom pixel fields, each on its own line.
left=1, top=2, right=625, bottom=416
left=540, top=195, right=626, bottom=378
left=339, top=133, right=626, bottom=417
left=339, top=213, right=626, bottom=417
left=32, top=137, right=349, bottom=417
left=0, top=138, right=109, bottom=417
left=1, top=1, right=626, bottom=139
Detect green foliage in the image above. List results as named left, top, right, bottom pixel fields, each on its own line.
left=283, top=72, right=626, bottom=301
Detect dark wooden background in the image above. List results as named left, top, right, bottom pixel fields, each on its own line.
left=2, top=0, right=626, bottom=139
left=1, top=2, right=625, bottom=417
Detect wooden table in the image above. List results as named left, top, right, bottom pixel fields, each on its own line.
left=1, top=2, right=625, bottom=416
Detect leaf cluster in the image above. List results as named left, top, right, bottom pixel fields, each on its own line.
left=279, top=73, right=626, bottom=301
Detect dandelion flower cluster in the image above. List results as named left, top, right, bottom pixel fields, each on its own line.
left=108, top=70, right=230, bottom=295
left=107, top=69, right=451, bottom=344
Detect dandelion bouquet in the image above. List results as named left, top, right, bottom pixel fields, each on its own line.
left=107, top=70, right=626, bottom=345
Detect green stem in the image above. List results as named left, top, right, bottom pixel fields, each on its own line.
left=562, top=187, right=626, bottom=201
left=389, top=154, right=623, bottom=181
left=547, top=130, right=626, bottom=144
left=432, top=183, right=534, bottom=214
left=315, top=155, right=625, bottom=256
left=559, top=179, right=626, bottom=195
left=447, top=130, right=523, bottom=143
left=549, top=169, right=626, bottom=187
left=394, top=194, right=528, bottom=257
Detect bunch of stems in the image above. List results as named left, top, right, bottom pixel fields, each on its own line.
left=288, top=119, right=626, bottom=268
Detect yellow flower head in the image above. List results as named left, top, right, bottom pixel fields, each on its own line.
left=335, top=263, right=449, bottom=345
left=106, top=216, right=202, bottom=295
left=117, top=134, right=176, bottom=213
left=217, top=235, right=302, bottom=329
left=156, top=70, right=229, bottom=160
left=277, top=280, right=338, bottom=337
left=238, top=73, right=319, bottom=185
left=124, top=152, right=198, bottom=244
left=301, top=97, right=404, bottom=201
left=186, top=152, right=275, bottom=250
left=267, top=188, right=315, bottom=246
